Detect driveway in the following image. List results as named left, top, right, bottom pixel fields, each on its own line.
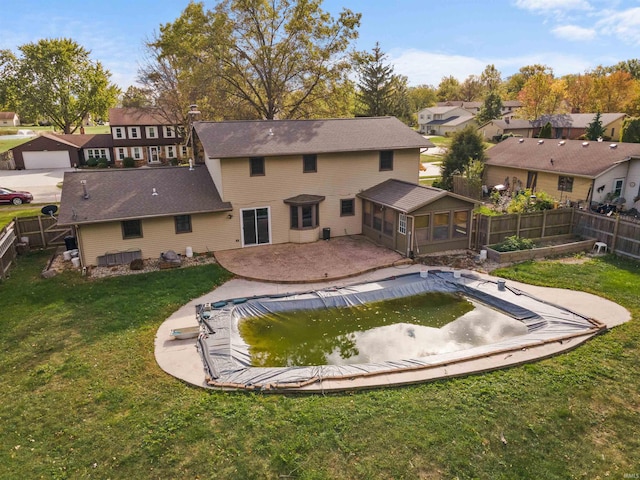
left=0, top=168, right=73, bottom=204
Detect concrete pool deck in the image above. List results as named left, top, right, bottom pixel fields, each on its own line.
left=154, top=263, right=631, bottom=392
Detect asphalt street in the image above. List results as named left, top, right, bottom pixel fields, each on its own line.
left=0, top=168, right=74, bottom=204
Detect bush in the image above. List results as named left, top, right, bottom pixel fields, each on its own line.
left=97, top=157, right=108, bottom=168
left=168, top=157, right=179, bottom=166
left=86, top=157, right=98, bottom=167
left=493, top=235, right=535, bottom=252
left=123, top=157, right=135, bottom=168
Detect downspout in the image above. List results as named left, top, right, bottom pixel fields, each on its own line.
left=74, top=225, right=85, bottom=269
left=408, top=214, right=416, bottom=257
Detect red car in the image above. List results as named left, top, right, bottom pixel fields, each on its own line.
left=0, top=187, right=34, bottom=205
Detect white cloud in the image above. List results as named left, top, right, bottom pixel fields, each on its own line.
left=389, top=49, right=487, bottom=87
left=597, top=7, right=640, bottom=45
left=514, top=0, right=592, bottom=14
left=551, top=24, right=596, bottom=41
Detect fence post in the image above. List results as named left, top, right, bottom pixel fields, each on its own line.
left=612, top=215, right=621, bottom=252
left=516, top=213, right=521, bottom=237
left=486, top=215, right=492, bottom=246
left=541, top=210, right=547, bottom=238
left=37, top=215, right=47, bottom=248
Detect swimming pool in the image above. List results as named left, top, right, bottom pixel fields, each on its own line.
left=195, top=270, right=604, bottom=392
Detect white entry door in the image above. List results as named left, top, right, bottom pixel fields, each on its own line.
left=148, top=146, right=160, bottom=163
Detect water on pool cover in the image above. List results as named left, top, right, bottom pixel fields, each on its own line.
left=238, top=292, right=528, bottom=367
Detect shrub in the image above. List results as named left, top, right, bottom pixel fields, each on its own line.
left=123, top=157, right=135, bottom=168
left=129, top=258, right=144, bottom=270
left=97, top=157, right=108, bottom=168
left=86, top=157, right=98, bottom=167
left=493, top=235, right=535, bottom=252
left=168, top=157, right=179, bottom=166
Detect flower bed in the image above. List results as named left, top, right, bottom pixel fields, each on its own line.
left=484, top=235, right=596, bottom=263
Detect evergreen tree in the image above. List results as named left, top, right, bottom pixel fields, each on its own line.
left=621, top=117, right=640, bottom=143
left=538, top=121, right=553, bottom=138
left=476, top=90, right=504, bottom=124
left=585, top=112, right=606, bottom=140
left=355, top=43, right=395, bottom=117
left=439, top=125, right=486, bottom=191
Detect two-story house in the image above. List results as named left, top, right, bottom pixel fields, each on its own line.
left=417, top=106, right=476, bottom=136
left=57, top=117, right=477, bottom=267
left=109, top=108, right=186, bottom=166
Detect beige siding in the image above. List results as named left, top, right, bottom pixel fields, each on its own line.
left=485, top=165, right=593, bottom=203
left=77, top=212, right=234, bottom=266
left=215, top=149, right=420, bottom=250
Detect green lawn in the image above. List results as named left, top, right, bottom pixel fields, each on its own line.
left=0, top=206, right=45, bottom=228
left=0, top=251, right=638, bottom=479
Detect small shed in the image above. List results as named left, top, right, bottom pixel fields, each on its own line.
left=358, top=179, right=478, bottom=257
left=0, top=112, right=20, bottom=126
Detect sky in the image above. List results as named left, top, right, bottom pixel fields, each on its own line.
left=2, top=0, right=640, bottom=90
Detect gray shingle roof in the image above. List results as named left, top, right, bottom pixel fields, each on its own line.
left=57, top=166, right=231, bottom=225
left=194, top=117, right=433, bottom=159
left=357, top=179, right=476, bottom=213
left=50, top=133, right=113, bottom=149
left=485, top=137, right=640, bottom=178
left=533, top=113, right=625, bottom=128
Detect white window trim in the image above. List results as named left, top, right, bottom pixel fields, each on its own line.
left=398, top=213, right=407, bottom=235
left=165, top=126, right=176, bottom=138
left=146, top=126, right=157, bottom=139
left=112, top=127, right=125, bottom=140
left=165, top=145, right=176, bottom=158
left=133, top=147, right=142, bottom=160
left=128, top=126, right=140, bottom=139
left=117, top=147, right=127, bottom=160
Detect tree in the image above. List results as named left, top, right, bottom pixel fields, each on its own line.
left=476, top=90, right=504, bottom=124
left=120, top=86, right=154, bottom=108
left=503, top=64, right=552, bottom=99
left=585, top=112, right=606, bottom=140
left=407, top=84, right=436, bottom=112
left=436, top=76, right=461, bottom=102
left=562, top=74, right=593, bottom=113
left=517, top=73, right=565, bottom=119
left=0, top=49, right=18, bottom=111
left=438, top=125, right=486, bottom=191
left=480, top=64, right=502, bottom=93
left=620, top=117, right=640, bottom=143
left=591, top=70, right=634, bottom=112
left=459, top=75, right=483, bottom=101
left=142, top=0, right=360, bottom=121
left=11, top=38, right=119, bottom=133
left=355, top=43, right=397, bottom=117
left=538, top=121, right=553, bottom=138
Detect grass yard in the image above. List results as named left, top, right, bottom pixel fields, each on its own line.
left=0, top=205, right=45, bottom=228
left=0, top=251, right=638, bottom=479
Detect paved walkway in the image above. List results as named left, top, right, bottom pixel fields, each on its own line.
left=155, top=245, right=631, bottom=391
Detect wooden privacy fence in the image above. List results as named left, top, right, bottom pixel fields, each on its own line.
left=573, top=210, right=640, bottom=260
left=13, top=215, right=73, bottom=249
left=0, top=221, right=17, bottom=280
left=473, top=208, right=575, bottom=249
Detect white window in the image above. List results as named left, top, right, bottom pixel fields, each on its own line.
left=87, top=148, right=108, bottom=159
left=133, top=147, right=142, bottom=160
left=398, top=213, right=407, bottom=235
left=165, top=126, right=175, bottom=138
left=117, top=147, right=127, bottom=160
left=128, top=127, right=140, bottom=139
left=146, top=126, right=157, bottom=138
left=165, top=145, right=176, bottom=158
left=112, top=127, right=125, bottom=139
left=181, top=145, right=188, bottom=157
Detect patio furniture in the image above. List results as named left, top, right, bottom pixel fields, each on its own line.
left=593, top=242, right=607, bottom=254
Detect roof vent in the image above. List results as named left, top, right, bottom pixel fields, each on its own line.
left=538, top=139, right=544, bottom=144
left=582, top=141, right=589, bottom=147
left=558, top=140, right=565, bottom=146
left=610, top=143, right=618, bottom=149
left=518, top=138, right=525, bottom=143
left=80, top=180, right=89, bottom=200
left=152, top=188, right=158, bottom=196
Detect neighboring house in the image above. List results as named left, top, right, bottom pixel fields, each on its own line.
left=0, top=112, right=20, bottom=126
left=108, top=108, right=186, bottom=167
left=484, top=137, right=640, bottom=208
left=58, top=117, right=477, bottom=267
left=11, top=133, right=113, bottom=169
left=436, top=100, right=522, bottom=117
left=531, top=113, right=625, bottom=140
left=417, top=106, right=476, bottom=135
left=478, top=118, right=535, bottom=140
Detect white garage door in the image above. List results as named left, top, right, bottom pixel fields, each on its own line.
left=23, top=151, right=71, bottom=169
